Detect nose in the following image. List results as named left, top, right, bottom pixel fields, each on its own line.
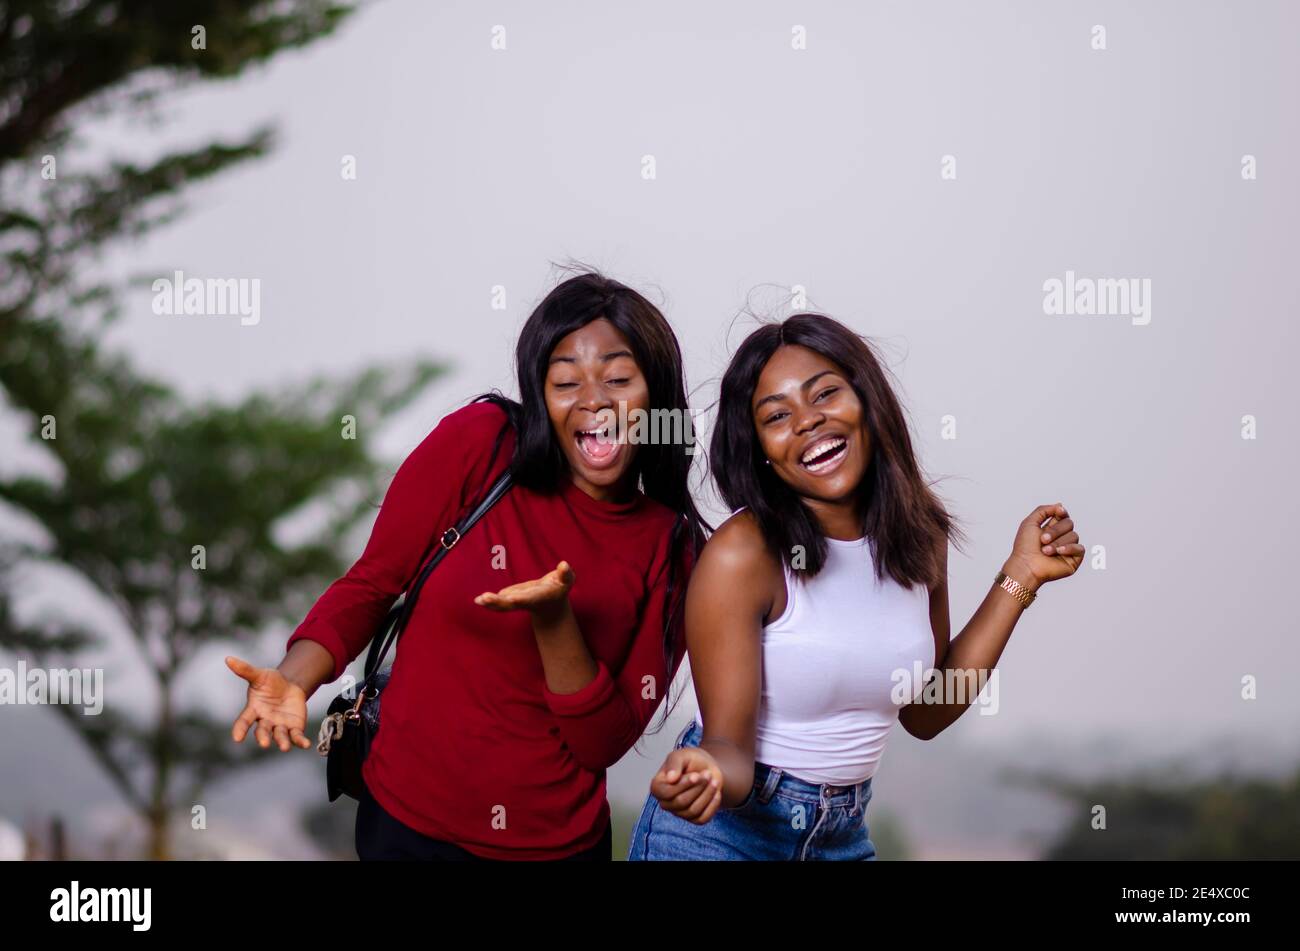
left=576, top=378, right=614, bottom=414
left=792, top=402, right=826, bottom=436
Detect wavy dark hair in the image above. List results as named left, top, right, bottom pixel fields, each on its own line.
left=712, top=313, right=966, bottom=589
left=472, top=271, right=708, bottom=728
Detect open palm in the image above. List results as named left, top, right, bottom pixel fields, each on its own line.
left=226, top=655, right=312, bottom=752
left=474, top=560, right=575, bottom=612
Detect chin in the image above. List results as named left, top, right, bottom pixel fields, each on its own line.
left=584, top=467, right=625, bottom=486
left=566, top=451, right=632, bottom=488
left=793, top=467, right=863, bottom=503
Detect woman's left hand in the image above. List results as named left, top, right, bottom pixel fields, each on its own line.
left=1004, top=502, right=1084, bottom=590
left=474, top=560, right=575, bottom=616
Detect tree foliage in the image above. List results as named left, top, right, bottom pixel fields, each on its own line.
left=0, top=1, right=448, bottom=859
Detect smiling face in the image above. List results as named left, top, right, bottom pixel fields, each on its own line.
left=545, top=318, right=649, bottom=501
left=752, top=344, right=872, bottom=524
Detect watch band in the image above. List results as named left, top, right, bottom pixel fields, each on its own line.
left=994, top=569, right=1036, bottom=608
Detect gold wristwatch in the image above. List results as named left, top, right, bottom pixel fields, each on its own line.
left=994, top=569, right=1036, bottom=608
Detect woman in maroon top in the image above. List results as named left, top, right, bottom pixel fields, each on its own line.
left=226, top=273, right=706, bottom=860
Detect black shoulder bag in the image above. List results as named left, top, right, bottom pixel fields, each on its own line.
left=315, top=469, right=513, bottom=802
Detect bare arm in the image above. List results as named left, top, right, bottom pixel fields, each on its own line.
left=277, top=639, right=336, bottom=700
left=684, top=513, right=783, bottom=808
left=476, top=553, right=686, bottom=773
left=530, top=594, right=600, bottom=694
left=899, top=502, right=1083, bottom=740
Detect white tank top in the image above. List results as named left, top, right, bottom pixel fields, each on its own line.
left=696, top=534, right=936, bottom=785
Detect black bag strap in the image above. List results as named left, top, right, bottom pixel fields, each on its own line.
left=360, top=468, right=513, bottom=689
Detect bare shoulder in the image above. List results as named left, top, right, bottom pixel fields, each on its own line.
left=704, top=511, right=776, bottom=567
left=691, top=511, right=783, bottom=611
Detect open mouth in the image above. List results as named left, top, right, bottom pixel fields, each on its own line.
left=799, top=436, right=848, bottom=474
left=575, top=425, right=622, bottom=469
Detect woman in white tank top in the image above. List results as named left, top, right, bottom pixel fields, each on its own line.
left=735, top=529, right=935, bottom=787
left=628, top=314, right=1084, bottom=861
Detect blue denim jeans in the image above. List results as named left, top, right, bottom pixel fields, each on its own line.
left=627, top=720, right=878, bottom=861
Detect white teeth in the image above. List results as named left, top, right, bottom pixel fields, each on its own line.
left=801, top=437, right=846, bottom=465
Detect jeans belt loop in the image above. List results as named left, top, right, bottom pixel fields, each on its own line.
left=757, top=766, right=782, bottom=805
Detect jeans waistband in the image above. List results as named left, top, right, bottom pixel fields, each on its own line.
left=678, top=719, right=871, bottom=812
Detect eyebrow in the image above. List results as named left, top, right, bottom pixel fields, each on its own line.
left=753, top=370, right=838, bottom=411
left=548, top=349, right=635, bottom=366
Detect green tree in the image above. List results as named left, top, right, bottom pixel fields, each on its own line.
left=1, top=1, right=358, bottom=322
left=1028, top=766, right=1300, bottom=860
left=0, top=1, right=447, bottom=859
left=0, top=318, right=440, bottom=858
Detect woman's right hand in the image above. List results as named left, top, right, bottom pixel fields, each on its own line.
left=226, top=655, right=313, bottom=752
left=650, top=746, right=725, bottom=825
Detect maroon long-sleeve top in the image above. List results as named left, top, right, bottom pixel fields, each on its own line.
left=287, top=400, right=688, bottom=858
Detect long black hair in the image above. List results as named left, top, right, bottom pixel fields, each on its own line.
left=474, top=270, right=708, bottom=728
left=712, top=313, right=967, bottom=589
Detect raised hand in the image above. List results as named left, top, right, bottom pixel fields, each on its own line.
left=474, top=560, right=575, bottom=615
left=226, top=655, right=312, bottom=752
left=650, top=746, right=725, bottom=825
left=1004, top=502, right=1084, bottom=590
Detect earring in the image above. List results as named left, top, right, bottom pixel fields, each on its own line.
left=764, top=459, right=772, bottom=465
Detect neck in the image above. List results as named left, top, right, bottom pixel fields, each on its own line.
left=804, top=496, right=865, bottom=541
left=570, top=470, right=637, bottom=503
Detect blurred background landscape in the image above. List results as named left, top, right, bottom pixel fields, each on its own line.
left=2, top=0, right=1298, bottom=860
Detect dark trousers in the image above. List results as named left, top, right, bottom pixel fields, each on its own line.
left=355, top=781, right=612, bottom=861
